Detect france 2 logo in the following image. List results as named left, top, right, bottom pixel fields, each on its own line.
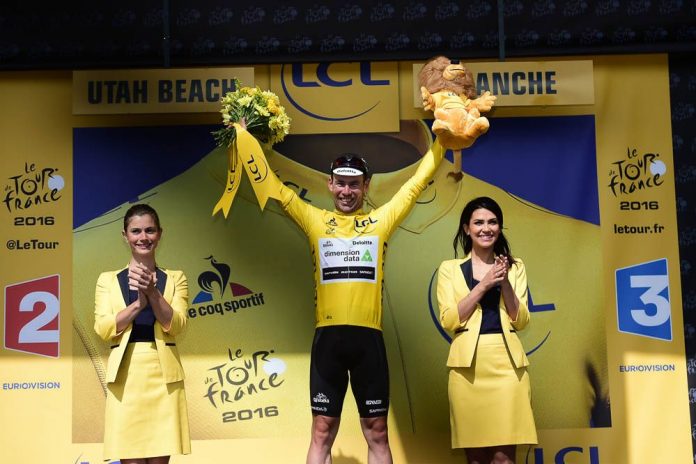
left=4, top=275, right=60, bottom=357
left=616, top=259, right=671, bottom=341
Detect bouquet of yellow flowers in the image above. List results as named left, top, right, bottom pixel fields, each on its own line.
left=212, top=79, right=291, bottom=148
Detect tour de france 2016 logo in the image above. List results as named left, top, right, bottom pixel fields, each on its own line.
left=187, top=255, right=266, bottom=319
left=607, top=147, right=666, bottom=198
left=3, top=162, right=65, bottom=217
left=204, top=347, right=286, bottom=424
left=4, top=275, right=60, bottom=358
left=616, top=258, right=671, bottom=341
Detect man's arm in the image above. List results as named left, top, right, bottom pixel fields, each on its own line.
left=272, top=168, right=318, bottom=236
left=378, top=139, right=445, bottom=233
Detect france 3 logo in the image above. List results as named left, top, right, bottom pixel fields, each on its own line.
left=4, top=275, right=60, bottom=357
left=615, top=258, right=671, bottom=341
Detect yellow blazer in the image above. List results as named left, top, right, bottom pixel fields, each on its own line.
left=94, top=267, right=188, bottom=384
left=437, top=255, right=530, bottom=368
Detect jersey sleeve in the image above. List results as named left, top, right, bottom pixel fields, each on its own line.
left=275, top=171, right=319, bottom=235
left=377, top=139, right=445, bottom=235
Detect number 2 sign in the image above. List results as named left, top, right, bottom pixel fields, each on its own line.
left=4, top=275, right=60, bottom=357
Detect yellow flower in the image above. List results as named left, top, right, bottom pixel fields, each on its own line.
left=267, top=99, right=279, bottom=114
left=236, top=95, right=253, bottom=107
left=213, top=81, right=291, bottom=147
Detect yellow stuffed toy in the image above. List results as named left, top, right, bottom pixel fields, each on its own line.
left=419, top=56, right=496, bottom=180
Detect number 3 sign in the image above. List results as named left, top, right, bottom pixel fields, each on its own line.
left=4, top=275, right=60, bottom=357
left=616, top=259, right=672, bottom=341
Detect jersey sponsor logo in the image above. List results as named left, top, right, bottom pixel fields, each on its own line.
left=616, top=258, right=671, bottom=341
left=354, top=216, right=378, bottom=234
left=324, top=217, right=338, bottom=234
left=313, top=392, right=330, bottom=404
left=188, top=255, right=267, bottom=319
left=4, top=275, right=60, bottom=358
left=365, top=399, right=382, bottom=405
left=319, top=236, right=379, bottom=283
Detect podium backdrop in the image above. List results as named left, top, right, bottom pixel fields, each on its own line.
left=1, top=54, right=691, bottom=463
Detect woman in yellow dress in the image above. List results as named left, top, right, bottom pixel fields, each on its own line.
left=94, top=204, right=190, bottom=464
left=436, top=196, right=537, bottom=464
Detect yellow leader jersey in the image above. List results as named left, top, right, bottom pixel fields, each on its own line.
left=276, top=140, right=445, bottom=330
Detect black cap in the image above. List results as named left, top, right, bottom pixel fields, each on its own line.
left=330, top=154, right=371, bottom=179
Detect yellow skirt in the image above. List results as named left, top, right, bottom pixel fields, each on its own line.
left=104, top=342, right=191, bottom=460
left=448, top=334, right=537, bottom=448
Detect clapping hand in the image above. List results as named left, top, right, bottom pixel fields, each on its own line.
left=128, top=263, right=157, bottom=308
left=482, top=256, right=510, bottom=290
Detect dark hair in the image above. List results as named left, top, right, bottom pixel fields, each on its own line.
left=452, top=196, right=514, bottom=263
left=330, top=153, right=371, bottom=181
left=123, top=204, right=161, bottom=232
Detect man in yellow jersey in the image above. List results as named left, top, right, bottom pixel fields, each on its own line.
left=273, top=141, right=444, bottom=464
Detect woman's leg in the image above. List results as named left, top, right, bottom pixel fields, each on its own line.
left=465, top=445, right=516, bottom=464
left=146, top=457, right=170, bottom=464
left=465, top=447, right=492, bottom=464
left=491, top=445, right=516, bottom=463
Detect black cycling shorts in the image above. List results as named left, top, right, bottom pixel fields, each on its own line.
left=309, top=325, right=390, bottom=418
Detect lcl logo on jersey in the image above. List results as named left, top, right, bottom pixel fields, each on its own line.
left=616, top=258, right=671, bottom=341
left=4, top=275, right=60, bottom=358
left=273, top=62, right=399, bottom=133
left=354, top=216, right=378, bottom=234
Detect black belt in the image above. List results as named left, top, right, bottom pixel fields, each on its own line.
left=453, top=328, right=516, bottom=334
left=111, top=342, right=176, bottom=348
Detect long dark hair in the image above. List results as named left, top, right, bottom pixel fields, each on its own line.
left=452, top=196, right=515, bottom=263
left=123, top=204, right=161, bottom=232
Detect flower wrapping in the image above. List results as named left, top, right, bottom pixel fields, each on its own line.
left=211, top=80, right=291, bottom=218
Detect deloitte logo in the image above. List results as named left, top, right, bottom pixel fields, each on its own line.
left=188, top=255, right=266, bottom=319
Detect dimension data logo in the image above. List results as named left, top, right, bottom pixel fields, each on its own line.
left=616, top=258, right=671, bottom=341
left=188, top=255, right=266, bottom=319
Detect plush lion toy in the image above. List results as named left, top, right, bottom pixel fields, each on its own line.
left=419, top=56, right=496, bottom=180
